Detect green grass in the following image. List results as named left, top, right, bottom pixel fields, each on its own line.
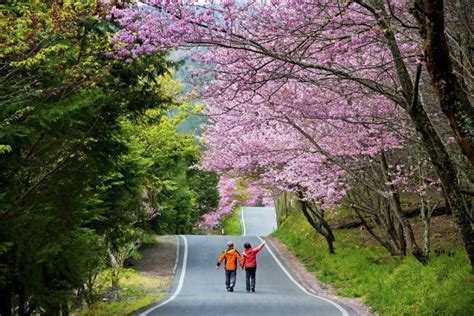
left=273, top=211, right=474, bottom=316
left=222, top=206, right=242, bottom=236
left=73, top=269, right=167, bottom=316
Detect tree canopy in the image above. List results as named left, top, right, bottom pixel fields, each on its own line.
left=0, top=1, right=218, bottom=314
left=109, top=0, right=473, bottom=265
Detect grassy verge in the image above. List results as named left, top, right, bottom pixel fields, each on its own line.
left=273, top=211, right=474, bottom=315
left=222, top=206, right=242, bottom=236
left=73, top=269, right=167, bottom=316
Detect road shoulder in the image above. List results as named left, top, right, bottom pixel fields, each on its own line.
left=129, top=235, right=177, bottom=315
left=134, top=235, right=177, bottom=281
left=267, top=236, right=373, bottom=316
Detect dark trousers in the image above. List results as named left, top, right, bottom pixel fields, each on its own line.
left=225, top=269, right=236, bottom=289
left=245, top=266, right=257, bottom=291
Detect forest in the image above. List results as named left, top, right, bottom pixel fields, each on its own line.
left=0, top=2, right=220, bottom=314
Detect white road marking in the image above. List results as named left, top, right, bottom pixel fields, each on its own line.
left=272, top=207, right=277, bottom=231
left=172, top=235, right=179, bottom=274
left=139, top=235, right=189, bottom=316
left=257, top=236, right=350, bottom=316
left=241, top=207, right=247, bottom=236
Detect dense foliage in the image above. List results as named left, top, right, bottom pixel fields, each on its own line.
left=0, top=1, right=217, bottom=314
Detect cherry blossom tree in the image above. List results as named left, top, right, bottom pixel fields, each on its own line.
left=200, top=75, right=412, bottom=253
left=198, top=176, right=269, bottom=230
left=107, top=0, right=474, bottom=266
left=199, top=176, right=238, bottom=230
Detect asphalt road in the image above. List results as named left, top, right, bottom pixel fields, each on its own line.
left=138, top=207, right=357, bottom=316
left=240, top=207, right=277, bottom=236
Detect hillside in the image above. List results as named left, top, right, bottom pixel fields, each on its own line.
left=273, top=211, right=473, bottom=315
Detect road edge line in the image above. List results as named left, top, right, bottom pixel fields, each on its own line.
left=272, top=207, right=277, bottom=231
left=257, top=236, right=349, bottom=316
left=139, top=235, right=189, bottom=316
left=241, top=207, right=247, bottom=236
left=172, top=235, right=180, bottom=274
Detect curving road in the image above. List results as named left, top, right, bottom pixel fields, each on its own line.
left=138, top=207, right=357, bottom=316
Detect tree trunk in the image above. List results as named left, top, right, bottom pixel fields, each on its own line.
left=420, top=199, right=432, bottom=259
left=353, top=207, right=399, bottom=255
left=407, top=104, right=474, bottom=265
left=347, top=190, right=405, bottom=255
left=373, top=1, right=474, bottom=267
left=298, top=195, right=336, bottom=254
left=397, top=222, right=407, bottom=256
left=410, top=101, right=474, bottom=265
left=380, top=152, right=425, bottom=262
left=382, top=202, right=404, bottom=253
left=325, top=234, right=336, bottom=255
left=411, top=0, right=474, bottom=165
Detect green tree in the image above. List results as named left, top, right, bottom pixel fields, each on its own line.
left=0, top=2, right=220, bottom=314
left=125, top=92, right=218, bottom=234
left=0, top=1, right=173, bottom=314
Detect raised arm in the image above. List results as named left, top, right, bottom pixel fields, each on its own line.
left=254, top=241, right=266, bottom=254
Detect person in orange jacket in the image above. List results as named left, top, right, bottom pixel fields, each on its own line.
left=240, top=240, right=266, bottom=292
left=216, top=241, right=242, bottom=292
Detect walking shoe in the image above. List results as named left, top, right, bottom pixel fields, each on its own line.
left=229, top=287, right=234, bottom=292
left=251, top=288, right=255, bottom=292
left=226, top=287, right=231, bottom=292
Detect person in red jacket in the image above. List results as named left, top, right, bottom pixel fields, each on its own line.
left=240, top=241, right=266, bottom=292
